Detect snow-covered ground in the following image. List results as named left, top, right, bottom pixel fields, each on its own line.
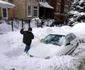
left=0, top=21, right=85, bottom=70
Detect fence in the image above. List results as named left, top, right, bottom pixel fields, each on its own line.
left=8, top=18, right=54, bottom=31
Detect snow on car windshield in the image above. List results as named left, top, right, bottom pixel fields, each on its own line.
left=43, top=34, right=65, bottom=46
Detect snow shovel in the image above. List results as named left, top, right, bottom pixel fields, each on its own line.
left=34, top=35, right=43, bottom=42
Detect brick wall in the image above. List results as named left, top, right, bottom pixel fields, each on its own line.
left=26, top=0, right=39, bottom=18
left=13, top=0, right=25, bottom=19
left=8, top=8, right=14, bottom=19
left=13, top=0, right=39, bottom=19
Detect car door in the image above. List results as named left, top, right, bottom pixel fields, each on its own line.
left=55, top=34, right=71, bottom=56
left=70, top=33, right=78, bottom=47
left=64, top=34, right=72, bottom=54
left=65, top=33, right=77, bottom=54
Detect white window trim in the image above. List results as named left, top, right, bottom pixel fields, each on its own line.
left=1, top=8, right=8, bottom=19
left=27, top=5, right=32, bottom=17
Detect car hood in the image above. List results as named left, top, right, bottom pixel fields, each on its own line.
left=28, top=43, right=62, bottom=58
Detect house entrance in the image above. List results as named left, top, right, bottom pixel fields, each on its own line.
left=39, top=7, right=52, bottom=19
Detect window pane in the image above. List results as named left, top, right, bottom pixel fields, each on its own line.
left=39, top=0, right=45, bottom=2
left=64, top=7, right=68, bottom=13
left=9, top=0, right=13, bottom=3
left=56, top=5, right=60, bottom=13
left=34, top=7, right=38, bottom=17
left=28, top=6, right=31, bottom=16
left=34, top=10, right=37, bottom=16
left=3, top=8, right=7, bottom=17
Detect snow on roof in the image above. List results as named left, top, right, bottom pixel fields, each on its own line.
left=39, top=2, right=54, bottom=9
left=0, top=0, right=15, bottom=8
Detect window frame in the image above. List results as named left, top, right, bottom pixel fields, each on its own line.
left=33, top=6, right=38, bottom=17
left=39, top=0, right=45, bottom=2
left=56, top=5, right=60, bottom=13
left=8, top=0, right=13, bottom=3
left=57, top=0, right=61, bottom=3
left=27, top=5, right=32, bottom=17
left=64, top=6, right=68, bottom=14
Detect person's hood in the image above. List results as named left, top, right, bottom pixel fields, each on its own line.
left=28, top=43, right=62, bottom=58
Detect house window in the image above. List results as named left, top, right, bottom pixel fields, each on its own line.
left=57, top=0, right=61, bottom=2
left=9, top=0, right=13, bottom=3
left=27, top=6, right=32, bottom=17
left=64, top=7, right=68, bottom=13
left=33, top=6, right=38, bottom=17
left=46, top=0, right=51, bottom=2
left=56, top=5, right=60, bottom=13
left=39, top=0, right=45, bottom=2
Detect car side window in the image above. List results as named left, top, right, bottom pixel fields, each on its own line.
left=71, top=33, right=76, bottom=40
left=65, top=37, right=70, bottom=45
left=69, top=33, right=76, bottom=41
left=65, top=33, right=76, bottom=44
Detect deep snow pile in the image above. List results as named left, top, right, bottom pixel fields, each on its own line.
left=0, top=21, right=11, bottom=34
left=71, top=23, right=85, bottom=42
left=71, top=23, right=85, bottom=35
left=0, top=24, right=85, bottom=70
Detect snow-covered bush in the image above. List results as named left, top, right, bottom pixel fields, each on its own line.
left=68, top=0, right=85, bottom=25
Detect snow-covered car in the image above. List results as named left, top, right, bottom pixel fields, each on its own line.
left=28, top=33, right=79, bottom=59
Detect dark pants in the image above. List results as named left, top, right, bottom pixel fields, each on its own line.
left=24, top=45, right=30, bottom=53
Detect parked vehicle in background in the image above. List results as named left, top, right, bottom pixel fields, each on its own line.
left=28, top=33, right=79, bottom=59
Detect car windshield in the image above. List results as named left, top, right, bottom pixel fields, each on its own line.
left=43, top=34, right=65, bottom=46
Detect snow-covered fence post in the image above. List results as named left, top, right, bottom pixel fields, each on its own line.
left=11, top=18, right=14, bottom=31
left=47, top=19, right=49, bottom=26
left=28, top=19, right=31, bottom=28
left=36, top=19, right=39, bottom=27
left=41, top=19, right=44, bottom=28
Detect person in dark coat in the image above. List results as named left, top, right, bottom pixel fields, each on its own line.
left=20, top=27, right=34, bottom=53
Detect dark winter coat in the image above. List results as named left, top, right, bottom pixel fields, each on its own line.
left=20, top=29, right=34, bottom=46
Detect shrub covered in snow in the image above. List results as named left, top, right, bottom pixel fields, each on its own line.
left=68, top=0, right=85, bottom=25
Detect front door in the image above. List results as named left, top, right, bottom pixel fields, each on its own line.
left=1, top=8, right=8, bottom=20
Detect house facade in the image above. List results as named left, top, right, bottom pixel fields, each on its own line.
left=0, top=0, right=73, bottom=21
left=0, top=0, right=39, bottom=20
left=39, top=0, right=73, bottom=20
left=13, top=0, right=54, bottom=19
left=13, top=0, right=53, bottom=19
left=39, top=0, right=54, bottom=19
left=13, top=0, right=39, bottom=19
left=49, top=0, right=73, bottom=20
left=0, top=0, right=15, bottom=20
